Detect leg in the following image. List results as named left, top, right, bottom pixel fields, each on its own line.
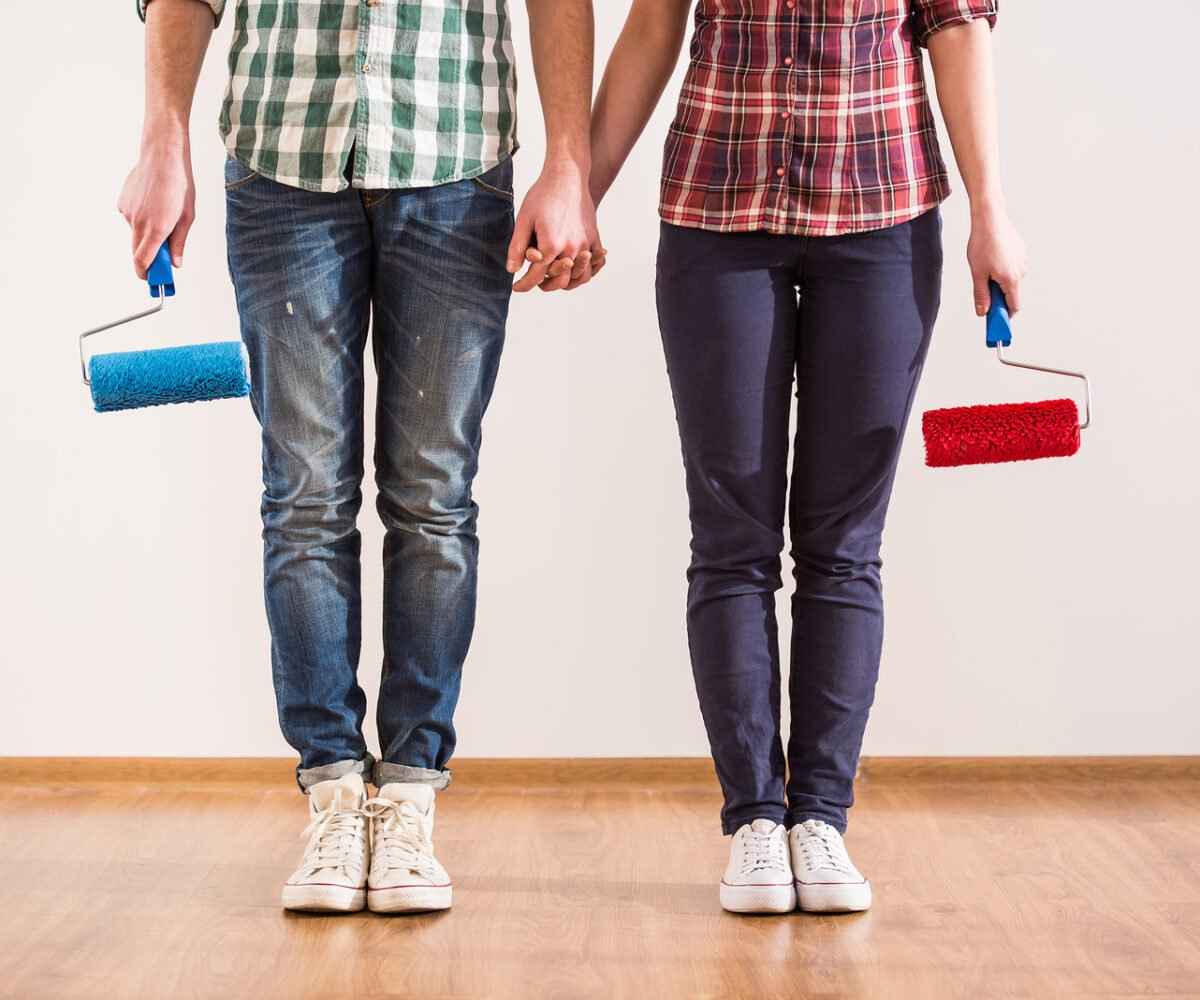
left=225, top=157, right=375, bottom=788
left=366, top=160, right=515, bottom=787
left=785, top=209, right=943, bottom=831
left=656, top=223, right=804, bottom=834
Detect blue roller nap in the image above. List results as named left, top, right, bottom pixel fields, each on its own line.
left=88, top=341, right=250, bottom=413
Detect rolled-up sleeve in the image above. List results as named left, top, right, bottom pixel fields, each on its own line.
left=137, top=0, right=225, bottom=27
left=911, top=0, right=998, bottom=47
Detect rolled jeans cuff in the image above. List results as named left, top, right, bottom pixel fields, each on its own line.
left=296, top=753, right=376, bottom=793
left=373, top=762, right=452, bottom=790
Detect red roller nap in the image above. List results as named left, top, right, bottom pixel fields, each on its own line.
left=922, top=397, right=1080, bottom=468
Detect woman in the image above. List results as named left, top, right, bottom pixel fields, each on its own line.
left=589, top=0, right=1024, bottom=914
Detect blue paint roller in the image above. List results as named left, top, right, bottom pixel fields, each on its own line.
left=79, top=242, right=249, bottom=412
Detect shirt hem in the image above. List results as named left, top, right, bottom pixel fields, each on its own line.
left=221, top=138, right=520, bottom=195
left=657, top=185, right=951, bottom=238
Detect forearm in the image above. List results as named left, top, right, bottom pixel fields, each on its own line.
left=928, top=19, right=1027, bottom=314
left=525, top=0, right=594, bottom=173
left=928, top=19, right=1002, bottom=218
left=141, top=0, right=215, bottom=156
left=590, top=0, right=691, bottom=205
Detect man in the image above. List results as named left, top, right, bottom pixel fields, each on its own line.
left=119, top=0, right=600, bottom=914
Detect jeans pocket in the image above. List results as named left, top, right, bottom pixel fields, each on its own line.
left=470, top=158, right=515, bottom=201
left=224, top=155, right=261, bottom=191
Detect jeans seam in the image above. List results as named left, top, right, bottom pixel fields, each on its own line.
left=471, top=176, right=514, bottom=201
left=225, top=172, right=261, bottom=192
left=363, top=190, right=393, bottom=209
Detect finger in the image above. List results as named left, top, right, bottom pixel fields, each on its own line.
left=513, top=258, right=551, bottom=293
left=998, top=276, right=1022, bottom=315
left=569, top=250, right=592, bottom=283
left=591, top=250, right=608, bottom=278
left=168, top=213, right=194, bottom=267
left=973, top=273, right=991, bottom=317
left=539, top=257, right=574, bottom=293
left=566, top=256, right=594, bottom=291
left=507, top=215, right=535, bottom=274
left=133, top=224, right=170, bottom=280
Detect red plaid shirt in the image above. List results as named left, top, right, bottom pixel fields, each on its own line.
left=660, top=1, right=999, bottom=236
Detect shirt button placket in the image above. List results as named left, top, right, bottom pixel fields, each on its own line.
left=777, top=2, right=798, bottom=205
left=361, top=0, right=374, bottom=72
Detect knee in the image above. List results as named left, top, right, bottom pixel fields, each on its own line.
left=683, top=461, right=787, bottom=599
left=262, top=464, right=363, bottom=544
left=377, top=476, right=477, bottom=539
left=790, top=522, right=882, bottom=587
left=688, top=527, right=785, bottom=606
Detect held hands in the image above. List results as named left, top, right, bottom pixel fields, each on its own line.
left=508, top=158, right=606, bottom=293
left=118, top=142, right=196, bottom=280
left=968, top=205, right=1027, bottom=316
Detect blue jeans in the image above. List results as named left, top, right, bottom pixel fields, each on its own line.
left=225, top=155, right=515, bottom=791
left=655, top=211, right=943, bottom=834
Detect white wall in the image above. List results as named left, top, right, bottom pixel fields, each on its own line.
left=2, top=3, right=1197, bottom=758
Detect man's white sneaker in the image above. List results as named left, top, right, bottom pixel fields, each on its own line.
left=364, top=783, right=452, bottom=914
left=719, top=819, right=797, bottom=914
left=281, top=772, right=368, bottom=913
left=789, top=819, right=872, bottom=913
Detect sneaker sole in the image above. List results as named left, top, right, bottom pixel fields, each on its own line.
left=368, top=885, right=453, bottom=914
left=281, top=884, right=365, bottom=913
left=795, top=879, right=872, bottom=913
left=719, top=882, right=797, bottom=914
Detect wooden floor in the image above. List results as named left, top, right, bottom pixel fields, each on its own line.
left=2, top=758, right=1199, bottom=999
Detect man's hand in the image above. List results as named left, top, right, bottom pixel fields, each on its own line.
left=121, top=0, right=214, bottom=278
left=520, top=0, right=599, bottom=294
left=118, top=143, right=196, bottom=279
left=967, top=206, right=1027, bottom=315
left=507, top=158, right=603, bottom=293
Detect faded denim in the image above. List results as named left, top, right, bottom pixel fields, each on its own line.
left=225, top=155, right=515, bottom=791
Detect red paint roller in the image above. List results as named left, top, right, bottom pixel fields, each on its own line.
left=922, top=283, right=1092, bottom=468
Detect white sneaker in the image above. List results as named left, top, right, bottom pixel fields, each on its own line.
left=281, top=772, right=368, bottom=912
left=789, top=819, right=872, bottom=913
left=364, top=783, right=452, bottom=914
left=719, top=819, right=797, bottom=914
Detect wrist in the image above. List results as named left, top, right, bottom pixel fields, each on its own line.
left=969, top=189, right=1007, bottom=224
left=140, top=120, right=190, bottom=160
left=542, top=142, right=592, bottom=177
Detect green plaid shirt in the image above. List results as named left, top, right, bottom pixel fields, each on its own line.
left=139, top=0, right=518, bottom=192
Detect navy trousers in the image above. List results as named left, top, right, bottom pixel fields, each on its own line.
left=655, top=210, right=943, bottom=834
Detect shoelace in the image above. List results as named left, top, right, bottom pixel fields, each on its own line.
left=363, top=798, right=439, bottom=877
left=300, top=799, right=365, bottom=873
left=796, top=820, right=854, bottom=875
left=739, top=827, right=790, bottom=876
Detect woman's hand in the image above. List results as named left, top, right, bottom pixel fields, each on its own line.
left=967, top=206, right=1028, bottom=315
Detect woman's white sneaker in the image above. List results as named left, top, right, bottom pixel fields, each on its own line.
left=789, top=819, right=872, bottom=913
left=364, top=783, right=452, bottom=914
left=720, top=819, right=797, bottom=914
left=281, top=772, right=369, bottom=913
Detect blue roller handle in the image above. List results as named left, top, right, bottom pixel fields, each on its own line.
left=147, top=241, right=176, bottom=298
left=985, top=279, right=1011, bottom=348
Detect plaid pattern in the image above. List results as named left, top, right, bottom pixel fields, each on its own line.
left=140, top=0, right=518, bottom=192
left=660, top=0, right=998, bottom=236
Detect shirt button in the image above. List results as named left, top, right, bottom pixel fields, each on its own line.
left=362, top=62, right=371, bottom=72
left=780, top=111, right=791, bottom=120
left=783, top=56, right=793, bottom=67
left=786, top=0, right=796, bottom=7
left=776, top=167, right=786, bottom=177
